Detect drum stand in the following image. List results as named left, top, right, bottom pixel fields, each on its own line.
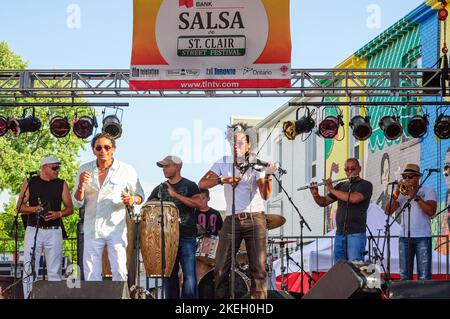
left=159, top=184, right=166, bottom=299
left=273, top=173, right=311, bottom=295
left=265, top=237, right=275, bottom=289
left=131, top=214, right=141, bottom=296
left=278, top=241, right=287, bottom=291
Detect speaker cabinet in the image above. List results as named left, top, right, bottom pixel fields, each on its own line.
left=303, top=260, right=382, bottom=299
left=389, top=280, right=450, bottom=299
left=29, top=280, right=130, bottom=299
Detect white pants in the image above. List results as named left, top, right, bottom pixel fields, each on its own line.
left=22, top=227, right=62, bottom=299
left=83, top=235, right=127, bottom=281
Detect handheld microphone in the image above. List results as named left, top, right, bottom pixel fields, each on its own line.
left=426, top=168, right=441, bottom=173
left=158, top=182, right=164, bottom=199
left=121, top=190, right=135, bottom=218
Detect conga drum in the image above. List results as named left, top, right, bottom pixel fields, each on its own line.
left=102, top=213, right=136, bottom=276
left=140, top=201, right=180, bottom=277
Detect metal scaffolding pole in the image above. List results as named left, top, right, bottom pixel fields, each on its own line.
left=0, top=68, right=445, bottom=99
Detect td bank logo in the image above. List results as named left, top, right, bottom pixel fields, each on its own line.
left=179, top=0, right=193, bottom=8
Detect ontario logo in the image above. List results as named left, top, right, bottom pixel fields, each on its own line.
left=280, top=65, right=289, bottom=74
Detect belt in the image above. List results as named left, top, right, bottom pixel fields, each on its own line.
left=29, top=225, right=60, bottom=230
left=234, top=212, right=263, bottom=221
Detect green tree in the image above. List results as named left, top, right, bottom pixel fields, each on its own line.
left=0, top=41, right=94, bottom=263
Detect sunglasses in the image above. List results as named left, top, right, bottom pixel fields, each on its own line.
left=49, top=166, right=61, bottom=171
left=95, top=145, right=112, bottom=152
left=234, top=140, right=247, bottom=147
left=402, top=175, right=417, bottom=180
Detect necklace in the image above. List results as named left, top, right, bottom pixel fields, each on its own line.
left=97, top=159, right=114, bottom=171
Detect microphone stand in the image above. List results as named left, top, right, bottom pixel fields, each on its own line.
left=382, top=181, right=397, bottom=292
left=159, top=183, right=166, bottom=299
left=272, top=172, right=312, bottom=296
left=343, top=179, right=353, bottom=261
left=431, top=203, right=450, bottom=220
left=230, top=132, right=238, bottom=300
left=10, top=173, right=34, bottom=298
left=365, top=224, right=388, bottom=275
left=389, top=170, right=434, bottom=280
left=30, top=206, right=46, bottom=283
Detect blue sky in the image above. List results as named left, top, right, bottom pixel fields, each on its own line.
left=0, top=0, right=424, bottom=208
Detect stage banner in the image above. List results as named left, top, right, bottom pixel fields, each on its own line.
left=130, top=0, right=291, bottom=90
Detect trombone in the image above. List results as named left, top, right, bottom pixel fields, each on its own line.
left=297, top=177, right=351, bottom=191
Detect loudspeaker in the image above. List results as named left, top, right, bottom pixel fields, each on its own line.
left=30, top=280, right=130, bottom=299
left=389, top=280, right=450, bottom=299
left=267, top=290, right=297, bottom=299
left=0, top=277, right=24, bottom=299
left=303, top=260, right=381, bottom=299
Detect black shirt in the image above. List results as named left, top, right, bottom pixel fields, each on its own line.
left=195, top=208, right=223, bottom=236
left=148, top=178, right=200, bottom=238
left=26, top=176, right=64, bottom=228
left=327, top=179, right=373, bottom=235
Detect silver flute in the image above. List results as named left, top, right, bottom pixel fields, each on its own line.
left=297, top=177, right=351, bottom=191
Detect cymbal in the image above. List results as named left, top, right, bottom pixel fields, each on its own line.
left=266, top=214, right=286, bottom=230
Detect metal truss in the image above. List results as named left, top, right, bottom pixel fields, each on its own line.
left=0, top=68, right=446, bottom=99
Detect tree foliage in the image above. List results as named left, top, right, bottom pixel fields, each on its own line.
left=0, top=42, right=95, bottom=262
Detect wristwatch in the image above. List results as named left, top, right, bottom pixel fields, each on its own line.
left=414, top=195, right=422, bottom=202
left=218, top=177, right=223, bottom=185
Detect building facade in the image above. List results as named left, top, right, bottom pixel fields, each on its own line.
left=257, top=1, right=450, bottom=247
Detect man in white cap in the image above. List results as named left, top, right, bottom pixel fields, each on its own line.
left=16, top=155, right=73, bottom=298
left=73, top=133, right=145, bottom=282
left=148, top=155, right=202, bottom=299
left=385, top=163, right=437, bottom=280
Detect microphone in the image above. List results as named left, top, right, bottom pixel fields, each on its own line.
left=27, top=170, right=39, bottom=176
left=387, top=180, right=398, bottom=185
left=121, top=189, right=135, bottom=218
left=158, top=182, right=164, bottom=199
left=426, top=168, right=441, bottom=173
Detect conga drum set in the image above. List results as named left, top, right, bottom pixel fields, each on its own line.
left=102, top=201, right=180, bottom=283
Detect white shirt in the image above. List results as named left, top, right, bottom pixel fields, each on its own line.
left=210, top=156, right=266, bottom=216
left=72, top=159, right=145, bottom=240
left=397, top=185, right=437, bottom=238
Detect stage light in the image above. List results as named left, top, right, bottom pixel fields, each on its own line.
left=318, top=115, right=343, bottom=139
left=407, top=115, right=428, bottom=138
left=102, top=115, right=122, bottom=139
left=282, top=109, right=315, bottom=140
left=379, top=116, right=403, bottom=140
left=349, top=115, right=372, bottom=141
left=0, top=116, right=8, bottom=137
left=49, top=116, right=71, bottom=138
left=434, top=114, right=450, bottom=139
left=8, top=115, right=42, bottom=138
left=73, top=116, right=95, bottom=139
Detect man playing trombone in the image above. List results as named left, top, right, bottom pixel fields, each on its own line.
left=385, top=163, right=436, bottom=280
left=308, top=158, right=373, bottom=263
